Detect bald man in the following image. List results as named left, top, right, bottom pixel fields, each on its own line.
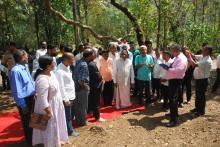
left=55, top=52, right=79, bottom=137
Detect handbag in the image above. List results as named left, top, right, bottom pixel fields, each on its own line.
left=29, top=77, right=51, bottom=130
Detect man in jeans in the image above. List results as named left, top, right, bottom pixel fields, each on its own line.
left=74, top=49, right=93, bottom=126
left=55, top=52, right=79, bottom=136
left=135, top=45, right=154, bottom=105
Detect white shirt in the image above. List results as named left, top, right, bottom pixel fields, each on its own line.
left=109, top=52, right=120, bottom=61
left=113, top=58, right=134, bottom=86
left=217, top=54, right=220, bottom=69
left=36, top=48, right=47, bottom=60
left=55, top=63, right=76, bottom=101
left=128, top=51, right=133, bottom=61
left=109, top=52, right=120, bottom=71
left=193, top=55, right=212, bottom=79
left=159, top=58, right=173, bottom=86
left=153, top=56, right=163, bottom=79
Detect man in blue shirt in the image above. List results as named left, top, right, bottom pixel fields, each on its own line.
left=73, top=48, right=93, bottom=126
left=10, top=49, right=35, bottom=145
left=135, top=45, right=154, bottom=105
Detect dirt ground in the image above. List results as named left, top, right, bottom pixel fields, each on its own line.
left=1, top=87, right=220, bottom=147
left=65, top=89, right=220, bottom=147
left=0, top=62, right=220, bottom=147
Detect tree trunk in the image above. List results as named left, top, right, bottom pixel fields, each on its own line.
left=72, top=0, right=81, bottom=48
left=192, top=0, right=197, bottom=41
left=82, top=0, right=89, bottom=43
left=193, top=0, right=197, bottom=23
left=110, top=0, right=145, bottom=46
left=154, top=0, right=161, bottom=48
left=163, top=14, right=168, bottom=50
left=3, top=0, right=11, bottom=41
left=43, top=10, right=52, bottom=44
left=34, top=10, right=40, bottom=46
left=44, top=0, right=113, bottom=42
left=202, top=0, right=206, bottom=24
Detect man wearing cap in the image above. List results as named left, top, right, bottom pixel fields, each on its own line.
left=185, top=46, right=212, bottom=117
left=162, top=44, right=188, bottom=127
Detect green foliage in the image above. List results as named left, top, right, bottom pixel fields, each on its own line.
left=0, top=0, right=219, bottom=53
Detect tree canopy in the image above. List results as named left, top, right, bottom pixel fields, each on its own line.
left=0, top=0, right=219, bottom=53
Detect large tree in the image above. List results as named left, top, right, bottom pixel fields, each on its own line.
left=110, top=0, right=145, bottom=45
left=44, top=0, right=114, bottom=41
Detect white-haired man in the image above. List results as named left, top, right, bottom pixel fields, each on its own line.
left=135, top=45, right=154, bottom=105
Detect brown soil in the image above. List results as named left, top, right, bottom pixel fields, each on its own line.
left=66, top=90, right=220, bottom=147
left=1, top=87, right=220, bottom=147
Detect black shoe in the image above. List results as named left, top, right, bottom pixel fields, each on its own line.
left=166, top=121, right=177, bottom=127
left=190, top=108, right=197, bottom=113
left=193, top=112, right=205, bottom=117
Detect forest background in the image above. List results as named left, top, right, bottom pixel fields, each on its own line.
left=0, top=0, right=219, bottom=55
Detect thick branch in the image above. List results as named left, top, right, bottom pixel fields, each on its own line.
left=110, top=0, right=144, bottom=45
left=44, top=0, right=114, bottom=41
left=154, top=0, right=159, bottom=9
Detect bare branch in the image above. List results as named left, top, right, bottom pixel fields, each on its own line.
left=110, top=0, right=144, bottom=45
left=44, top=0, right=114, bottom=41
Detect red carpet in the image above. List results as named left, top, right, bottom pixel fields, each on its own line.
left=0, top=112, right=25, bottom=147
left=0, top=103, right=144, bottom=147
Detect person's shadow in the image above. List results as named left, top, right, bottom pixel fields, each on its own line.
left=127, top=104, right=195, bottom=130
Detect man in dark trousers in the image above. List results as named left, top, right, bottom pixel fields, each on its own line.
left=73, top=48, right=93, bottom=126
left=185, top=46, right=213, bottom=116
left=180, top=47, right=194, bottom=105
left=87, top=49, right=105, bottom=122
left=10, top=50, right=35, bottom=145
left=162, top=44, right=188, bottom=127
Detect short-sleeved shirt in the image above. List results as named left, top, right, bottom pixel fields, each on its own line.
left=193, top=55, right=212, bottom=79
left=135, top=55, right=154, bottom=81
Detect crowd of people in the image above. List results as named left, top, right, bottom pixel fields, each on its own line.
left=0, top=39, right=219, bottom=147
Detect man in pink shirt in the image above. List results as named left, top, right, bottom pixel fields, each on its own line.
left=99, top=50, right=114, bottom=106
left=162, top=44, right=188, bottom=127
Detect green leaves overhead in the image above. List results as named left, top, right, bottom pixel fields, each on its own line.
left=0, top=0, right=219, bottom=52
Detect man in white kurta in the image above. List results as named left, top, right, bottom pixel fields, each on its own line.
left=113, top=50, right=135, bottom=109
